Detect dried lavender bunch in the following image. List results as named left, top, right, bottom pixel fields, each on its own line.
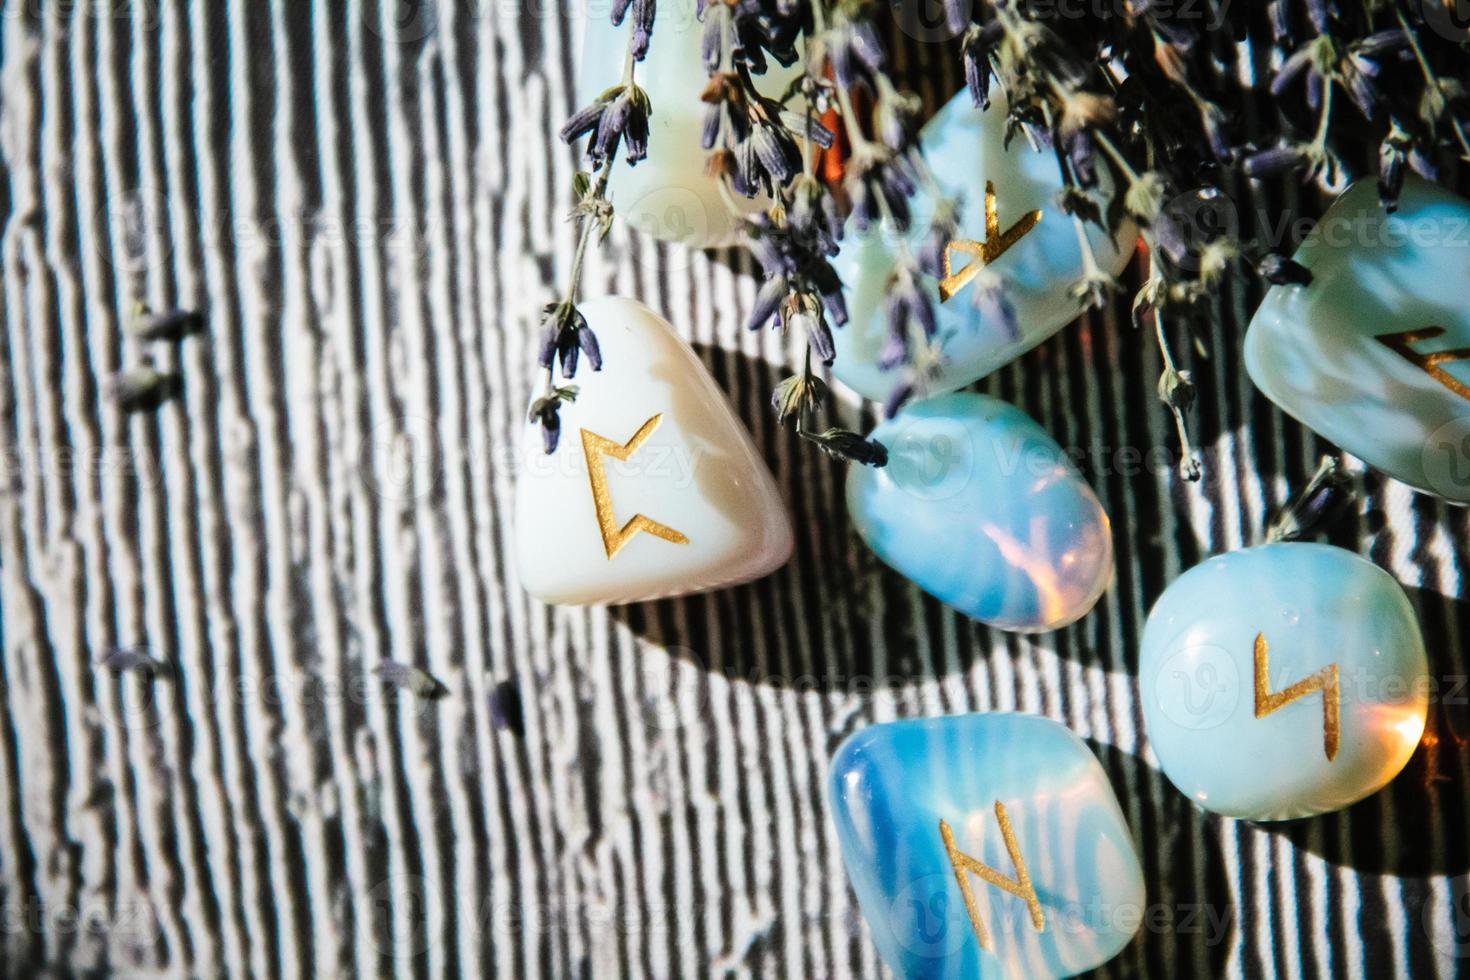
left=948, top=0, right=1470, bottom=479
left=701, top=0, right=965, bottom=463
left=535, top=4, right=657, bottom=453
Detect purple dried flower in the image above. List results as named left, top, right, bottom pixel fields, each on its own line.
left=747, top=275, right=788, bottom=331
left=128, top=307, right=205, bottom=342
left=751, top=121, right=801, bottom=186
left=1244, top=144, right=1308, bottom=178
left=825, top=20, right=884, bottom=90
left=375, top=661, right=449, bottom=700
left=805, top=314, right=835, bottom=365
left=883, top=382, right=916, bottom=420
left=1257, top=253, right=1313, bottom=286
left=564, top=85, right=650, bottom=167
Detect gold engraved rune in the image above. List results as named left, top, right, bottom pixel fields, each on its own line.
left=1376, top=326, right=1470, bottom=401
left=938, top=181, right=1043, bottom=303
left=580, top=414, right=690, bottom=560
left=1253, top=632, right=1340, bottom=762
left=938, top=802, right=1045, bottom=953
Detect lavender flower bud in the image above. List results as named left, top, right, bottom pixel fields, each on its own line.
left=129, top=307, right=205, bottom=342
left=629, top=0, right=654, bottom=60
left=578, top=326, right=603, bottom=371
left=106, top=366, right=181, bottom=413
left=1379, top=126, right=1409, bottom=213
left=747, top=275, right=788, bottom=331
left=751, top=123, right=799, bottom=187
left=1257, top=253, right=1313, bottom=287
left=1244, top=145, right=1307, bottom=179
left=542, top=411, right=561, bottom=454
left=883, top=382, right=915, bottom=420
left=910, top=292, right=936, bottom=339
left=559, top=90, right=615, bottom=145
left=883, top=293, right=908, bottom=349
left=375, top=661, right=449, bottom=700
left=878, top=327, right=908, bottom=371
left=537, top=323, right=558, bottom=370
left=559, top=338, right=579, bottom=378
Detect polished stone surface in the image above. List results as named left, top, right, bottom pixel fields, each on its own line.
left=578, top=4, right=801, bottom=248
left=846, top=393, right=1112, bottom=632
left=830, top=713, right=1145, bottom=979
left=1245, top=176, right=1470, bottom=502
left=515, top=298, right=792, bottom=604
left=830, top=89, right=1135, bottom=404
left=1140, top=542, right=1428, bottom=821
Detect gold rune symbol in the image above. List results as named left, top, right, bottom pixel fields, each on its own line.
left=938, top=180, right=1043, bottom=302
left=938, top=802, right=1045, bottom=953
left=1253, top=632, right=1341, bottom=762
left=579, top=414, right=690, bottom=560
left=1376, top=326, right=1470, bottom=402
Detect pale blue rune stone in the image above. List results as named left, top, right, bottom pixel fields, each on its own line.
left=846, top=392, right=1113, bottom=632
left=1139, top=542, right=1428, bottom=821
left=1245, top=175, right=1470, bottom=502
left=830, top=713, right=1145, bottom=979
left=830, top=88, right=1135, bottom=403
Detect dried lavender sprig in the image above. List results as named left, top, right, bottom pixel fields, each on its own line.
left=712, top=1, right=894, bottom=467
left=536, top=27, right=651, bottom=454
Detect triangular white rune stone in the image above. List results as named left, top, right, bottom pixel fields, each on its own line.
left=515, top=297, right=794, bottom=605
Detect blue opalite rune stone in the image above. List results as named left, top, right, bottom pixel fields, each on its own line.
left=1245, top=176, right=1470, bottom=502
left=846, top=393, right=1113, bottom=632
left=829, top=88, right=1134, bottom=405
left=830, top=714, right=1145, bottom=979
left=1139, top=542, right=1428, bottom=821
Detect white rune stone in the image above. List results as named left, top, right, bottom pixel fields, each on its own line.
left=515, top=297, right=794, bottom=604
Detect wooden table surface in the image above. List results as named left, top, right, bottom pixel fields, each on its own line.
left=0, top=2, right=1468, bottom=977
